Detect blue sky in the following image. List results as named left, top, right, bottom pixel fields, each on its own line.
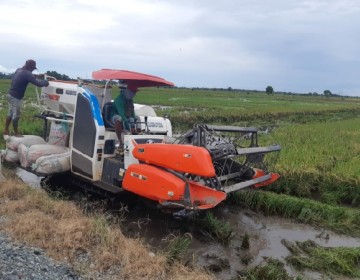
left=1, top=0, right=360, bottom=96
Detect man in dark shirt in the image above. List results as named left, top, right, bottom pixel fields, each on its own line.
left=4, top=59, right=49, bottom=136
left=111, top=85, right=138, bottom=149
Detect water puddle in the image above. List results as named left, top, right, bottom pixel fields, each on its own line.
left=197, top=205, right=360, bottom=279
left=123, top=204, right=360, bottom=280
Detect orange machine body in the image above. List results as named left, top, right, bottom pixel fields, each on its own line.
left=123, top=164, right=186, bottom=202
left=187, top=181, right=227, bottom=210
left=252, top=168, right=280, bottom=188
left=122, top=163, right=226, bottom=210
left=132, top=143, right=216, bottom=177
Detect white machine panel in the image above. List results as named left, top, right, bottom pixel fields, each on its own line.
left=124, top=134, right=166, bottom=169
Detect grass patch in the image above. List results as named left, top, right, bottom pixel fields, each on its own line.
left=230, top=190, right=360, bottom=236
left=0, top=178, right=214, bottom=280
left=269, top=170, right=360, bottom=207
left=263, top=118, right=360, bottom=180
left=283, top=240, right=360, bottom=278
left=193, top=212, right=233, bottom=245
left=239, top=258, right=297, bottom=280
left=165, top=234, right=192, bottom=264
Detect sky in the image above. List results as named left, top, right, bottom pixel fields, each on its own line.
left=1, top=0, right=360, bottom=96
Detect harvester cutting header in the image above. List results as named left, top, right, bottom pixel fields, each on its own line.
left=2, top=69, right=281, bottom=211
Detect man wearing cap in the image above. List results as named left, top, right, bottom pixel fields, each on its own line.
left=4, top=59, right=49, bottom=136
left=111, top=85, right=138, bottom=151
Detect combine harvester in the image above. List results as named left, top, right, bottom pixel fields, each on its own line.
left=2, top=69, right=281, bottom=211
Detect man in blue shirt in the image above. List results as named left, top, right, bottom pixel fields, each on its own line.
left=4, top=59, right=49, bottom=136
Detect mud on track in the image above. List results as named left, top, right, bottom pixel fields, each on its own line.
left=20, top=169, right=360, bottom=280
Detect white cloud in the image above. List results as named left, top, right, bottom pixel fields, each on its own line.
left=0, top=65, right=15, bottom=73
left=1, top=0, right=360, bottom=95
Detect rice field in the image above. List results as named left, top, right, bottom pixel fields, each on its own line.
left=1, top=78, right=360, bottom=279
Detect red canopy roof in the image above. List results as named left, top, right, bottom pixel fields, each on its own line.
left=92, top=69, right=175, bottom=88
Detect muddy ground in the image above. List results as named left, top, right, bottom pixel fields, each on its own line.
left=17, top=168, right=360, bottom=280
left=123, top=203, right=360, bottom=280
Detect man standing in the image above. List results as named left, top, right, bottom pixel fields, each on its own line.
left=4, top=59, right=49, bottom=136
left=111, top=85, right=138, bottom=148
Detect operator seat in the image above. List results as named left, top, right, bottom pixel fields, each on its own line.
left=102, top=102, right=114, bottom=129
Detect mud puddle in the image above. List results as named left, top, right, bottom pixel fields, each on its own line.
left=207, top=205, right=360, bottom=279
left=122, top=204, right=360, bottom=280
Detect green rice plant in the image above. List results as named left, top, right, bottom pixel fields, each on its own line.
left=268, top=170, right=360, bottom=207
left=230, top=190, right=360, bottom=236
left=0, top=103, right=44, bottom=148
left=137, top=87, right=360, bottom=113
left=239, top=258, right=298, bottom=280
left=0, top=79, right=11, bottom=95
left=136, top=87, right=360, bottom=130
left=165, top=234, right=192, bottom=264
left=263, top=118, right=360, bottom=176
left=194, top=212, right=233, bottom=245
left=284, top=240, right=360, bottom=278
left=260, top=117, right=360, bottom=208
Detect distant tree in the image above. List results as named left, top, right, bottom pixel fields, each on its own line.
left=0, top=72, right=13, bottom=79
left=1, top=70, right=72, bottom=81
left=323, top=90, right=332, bottom=97
left=228, top=87, right=232, bottom=91
left=266, top=86, right=274, bottom=95
left=45, top=70, right=71, bottom=81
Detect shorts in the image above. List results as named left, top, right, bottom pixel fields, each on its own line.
left=111, top=115, right=136, bottom=129
left=111, top=115, right=123, bottom=124
left=7, top=94, right=22, bottom=119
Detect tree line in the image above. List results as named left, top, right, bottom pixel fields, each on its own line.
left=0, top=71, right=351, bottom=98
left=0, top=70, right=72, bottom=81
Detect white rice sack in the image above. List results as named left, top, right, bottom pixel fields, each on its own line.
left=2, top=148, right=19, bottom=163
left=48, top=121, right=69, bottom=147
left=18, top=143, right=30, bottom=168
left=26, top=144, right=69, bottom=166
left=32, top=151, right=70, bottom=174
left=5, top=135, right=46, bottom=151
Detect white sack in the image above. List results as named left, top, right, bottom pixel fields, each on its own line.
left=23, top=144, right=69, bottom=167
left=5, top=135, right=46, bottom=151
left=1, top=148, right=19, bottom=163
left=18, top=143, right=30, bottom=168
left=32, top=151, right=70, bottom=174
left=48, top=121, right=69, bottom=147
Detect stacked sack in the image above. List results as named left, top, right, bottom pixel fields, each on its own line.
left=2, top=135, right=46, bottom=163
left=18, top=143, right=70, bottom=174
left=47, top=121, right=69, bottom=147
